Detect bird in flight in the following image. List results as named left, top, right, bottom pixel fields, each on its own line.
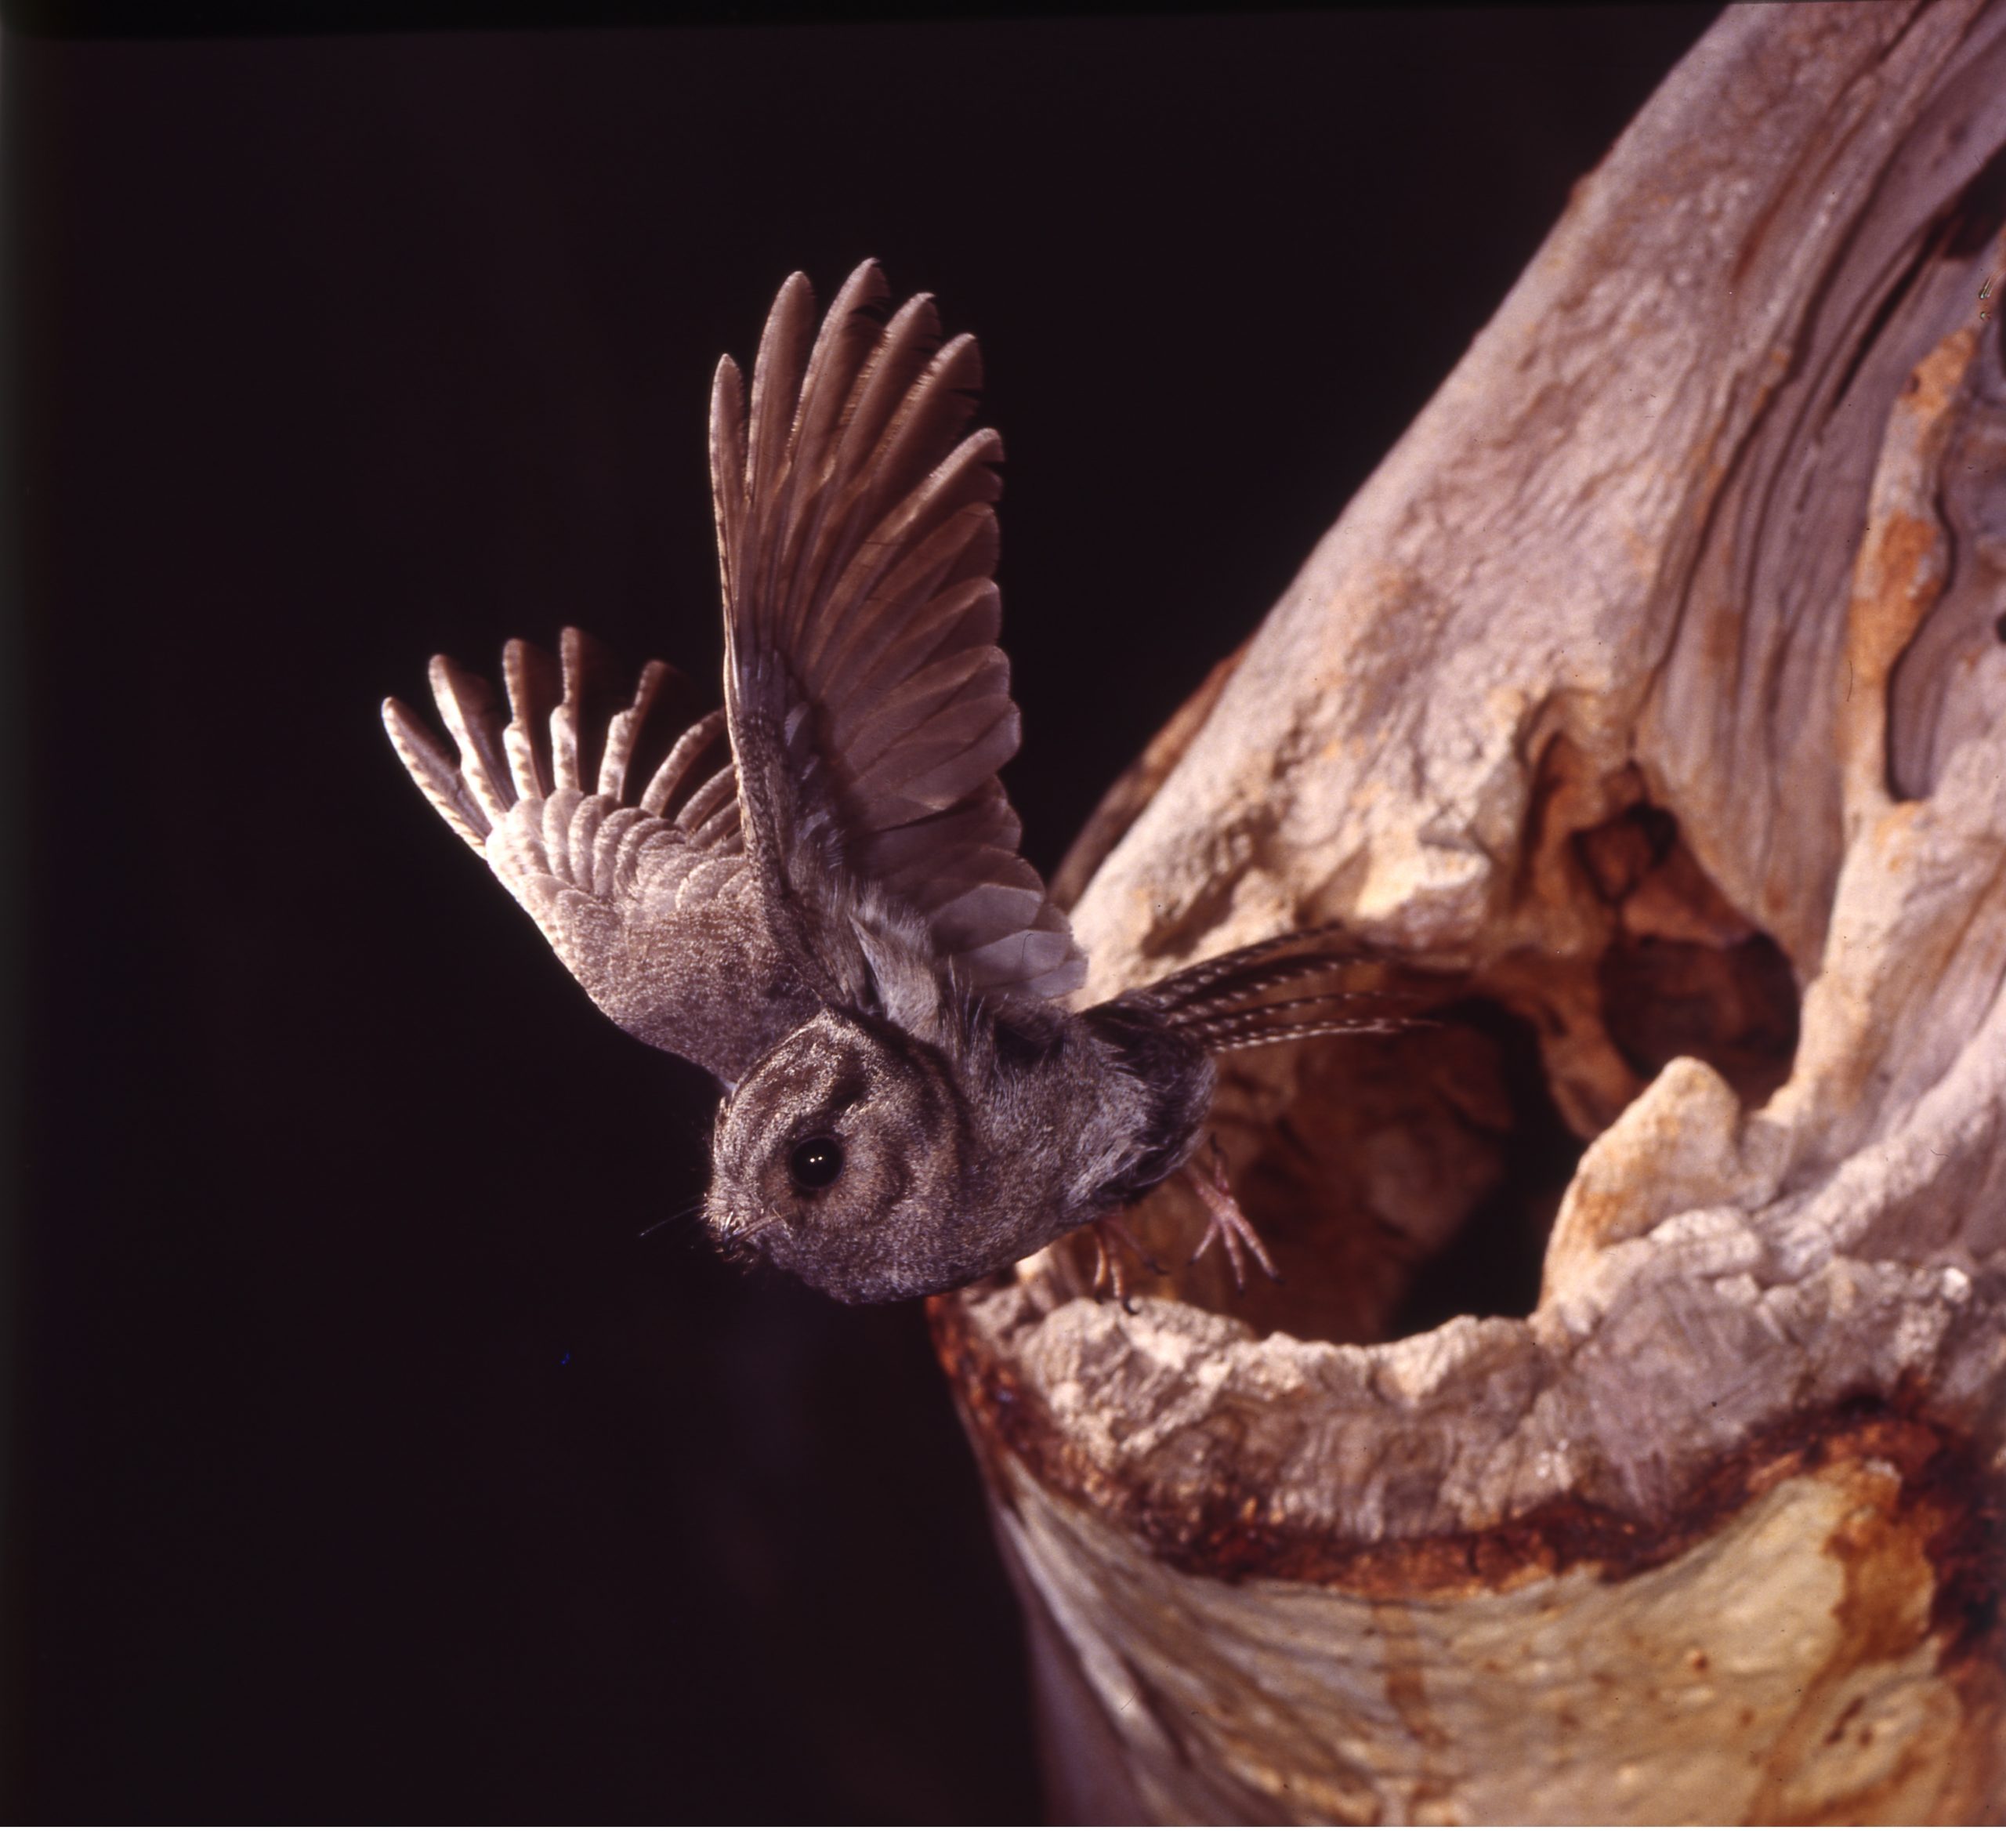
left=385, top=261, right=1438, bottom=1304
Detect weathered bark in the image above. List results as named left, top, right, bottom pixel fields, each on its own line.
left=933, top=1, right=2006, bottom=1824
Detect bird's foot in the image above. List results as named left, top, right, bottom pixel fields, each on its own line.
left=1088, top=1208, right=1164, bottom=1313
left=1184, top=1138, right=1283, bottom=1292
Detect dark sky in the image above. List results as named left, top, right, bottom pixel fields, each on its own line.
left=6, top=6, right=1718, bottom=1822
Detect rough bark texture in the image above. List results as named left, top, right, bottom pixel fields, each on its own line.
left=932, top=1, right=2006, bottom=1824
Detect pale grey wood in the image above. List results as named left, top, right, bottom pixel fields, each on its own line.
left=939, top=1, right=2006, bottom=1823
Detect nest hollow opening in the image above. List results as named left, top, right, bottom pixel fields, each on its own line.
left=1062, top=801, right=1801, bottom=1345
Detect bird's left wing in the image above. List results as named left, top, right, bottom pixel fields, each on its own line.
left=712, top=260, right=1086, bottom=1005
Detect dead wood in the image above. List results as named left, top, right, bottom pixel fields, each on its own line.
left=934, top=1, right=2006, bottom=1823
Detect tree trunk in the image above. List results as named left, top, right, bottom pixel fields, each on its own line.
left=932, top=1, right=2006, bottom=1824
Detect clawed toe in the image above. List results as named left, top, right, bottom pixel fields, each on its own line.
left=1088, top=1209, right=1162, bottom=1311
left=1086, top=1144, right=1282, bottom=1305
left=1183, top=1138, right=1284, bottom=1292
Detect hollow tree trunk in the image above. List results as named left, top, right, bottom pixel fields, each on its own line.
left=932, top=2, right=2006, bottom=1824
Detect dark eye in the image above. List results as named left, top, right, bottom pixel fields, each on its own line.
left=788, top=1136, right=845, bottom=1191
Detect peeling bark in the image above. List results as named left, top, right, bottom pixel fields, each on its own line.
left=935, top=1, right=2006, bottom=1823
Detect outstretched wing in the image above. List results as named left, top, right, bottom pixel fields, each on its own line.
left=383, top=627, right=816, bottom=1085
left=711, top=260, right=1086, bottom=1005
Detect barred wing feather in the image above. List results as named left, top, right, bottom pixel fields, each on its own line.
left=382, top=628, right=812, bottom=1085
left=711, top=260, right=1086, bottom=1004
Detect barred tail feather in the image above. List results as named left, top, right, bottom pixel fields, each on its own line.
left=1139, top=922, right=1456, bottom=1051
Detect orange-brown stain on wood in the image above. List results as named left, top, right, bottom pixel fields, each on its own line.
left=1839, top=324, right=1980, bottom=808
left=936, top=1277, right=1999, bottom=1622
left=1374, top=1603, right=1450, bottom=1753
left=1744, top=1455, right=1944, bottom=1821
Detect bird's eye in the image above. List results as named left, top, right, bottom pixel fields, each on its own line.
left=788, top=1136, right=845, bottom=1192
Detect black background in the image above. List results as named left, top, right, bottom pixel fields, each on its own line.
left=7, top=6, right=1717, bottom=1823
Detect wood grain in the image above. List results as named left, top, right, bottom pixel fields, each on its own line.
left=936, top=2, right=2006, bottom=1821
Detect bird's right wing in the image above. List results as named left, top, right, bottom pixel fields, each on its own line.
left=710, top=261, right=1087, bottom=1006
left=383, top=626, right=813, bottom=1085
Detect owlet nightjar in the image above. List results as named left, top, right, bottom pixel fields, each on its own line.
left=384, top=261, right=1436, bottom=1305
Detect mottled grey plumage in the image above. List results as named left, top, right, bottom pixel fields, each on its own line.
left=384, top=262, right=1436, bottom=1303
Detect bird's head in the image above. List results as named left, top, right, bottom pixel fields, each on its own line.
left=704, top=1009, right=984, bottom=1303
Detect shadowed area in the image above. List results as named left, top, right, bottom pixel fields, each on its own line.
left=1056, top=804, right=1798, bottom=1346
